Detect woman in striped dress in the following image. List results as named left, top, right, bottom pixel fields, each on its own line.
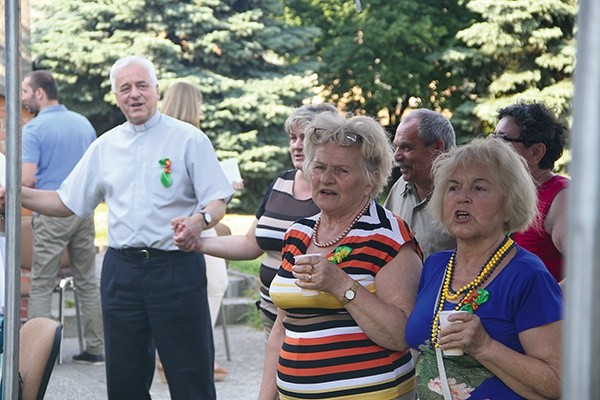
left=259, top=113, right=423, bottom=399
left=193, top=103, right=336, bottom=340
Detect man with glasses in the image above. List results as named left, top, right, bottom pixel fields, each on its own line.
left=494, top=101, right=569, bottom=287
left=384, top=109, right=456, bottom=258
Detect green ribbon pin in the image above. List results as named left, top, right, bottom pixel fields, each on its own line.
left=459, top=289, right=490, bottom=313
left=159, top=158, right=172, bottom=187
left=328, top=245, right=353, bottom=265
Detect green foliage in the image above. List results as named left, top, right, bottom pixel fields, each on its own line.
left=284, top=0, right=476, bottom=129
left=444, top=0, right=577, bottom=134
left=242, top=292, right=264, bottom=330
left=229, top=257, right=262, bottom=277
left=30, top=0, right=578, bottom=188
left=30, top=0, right=320, bottom=212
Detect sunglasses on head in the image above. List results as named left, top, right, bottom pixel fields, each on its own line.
left=313, top=128, right=363, bottom=146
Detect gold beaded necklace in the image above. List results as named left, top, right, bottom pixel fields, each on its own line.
left=429, top=236, right=515, bottom=347
left=313, top=200, right=370, bottom=248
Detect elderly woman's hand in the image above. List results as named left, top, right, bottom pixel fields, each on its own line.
left=292, top=254, right=349, bottom=294
left=437, top=312, right=494, bottom=357
left=171, top=215, right=204, bottom=252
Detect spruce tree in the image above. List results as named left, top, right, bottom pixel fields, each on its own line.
left=444, top=0, right=576, bottom=132
left=31, top=0, right=320, bottom=211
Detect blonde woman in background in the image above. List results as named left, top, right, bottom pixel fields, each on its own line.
left=161, top=81, right=234, bottom=381
left=194, top=103, right=336, bottom=341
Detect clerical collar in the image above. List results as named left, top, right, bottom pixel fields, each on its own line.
left=129, top=112, right=162, bottom=132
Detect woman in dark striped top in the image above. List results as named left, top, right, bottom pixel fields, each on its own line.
left=259, top=113, right=423, bottom=400
left=193, top=103, right=336, bottom=339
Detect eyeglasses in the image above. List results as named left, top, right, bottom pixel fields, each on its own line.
left=312, top=128, right=363, bottom=147
left=491, top=133, right=543, bottom=145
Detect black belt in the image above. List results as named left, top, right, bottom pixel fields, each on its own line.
left=112, top=247, right=181, bottom=260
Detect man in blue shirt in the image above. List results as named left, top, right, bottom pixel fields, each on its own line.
left=21, top=70, right=104, bottom=364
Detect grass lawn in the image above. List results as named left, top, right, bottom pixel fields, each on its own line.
left=93, top=203, right=262, bottom=276
left=93, top=202, right=109, bottom=248
left=221, top=213, right=263, bottom=276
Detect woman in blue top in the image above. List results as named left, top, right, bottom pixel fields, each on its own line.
left=405, top=138, right=562, bottom=399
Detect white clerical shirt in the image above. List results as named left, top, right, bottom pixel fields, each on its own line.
left=58, top=112, right=234, bottom=250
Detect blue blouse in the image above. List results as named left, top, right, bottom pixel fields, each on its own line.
left=405, top=246, right=563, bottom=399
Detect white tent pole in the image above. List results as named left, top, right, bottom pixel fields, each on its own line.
left=563, top=0, right=600, bottom=398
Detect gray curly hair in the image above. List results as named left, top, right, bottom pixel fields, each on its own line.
left=303, top=112, right=394, bottom=199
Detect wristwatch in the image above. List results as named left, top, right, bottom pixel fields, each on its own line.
left=341, top=280, right=360, bottom=305
left=199, top=210, right=212, bottom=227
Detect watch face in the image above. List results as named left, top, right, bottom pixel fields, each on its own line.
left=345, top=289, right=356, bottom=300
left=203, top=212, right=212, bottom=225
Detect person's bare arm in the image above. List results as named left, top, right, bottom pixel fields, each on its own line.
left=545, top=188, right=568, bottom=289
left=440, top=314, right=561, bottom=399
left=545, top=188, right=567, bottom=255
left=22, top=162, right=37, bottom=188
left=258, top=309, right=286, bottom=400
left=343, top=246, right=422, bottom=350
left=22, top=186, right=73, bottom=217
left=294, top=244, right=423, bottom=351
left=201, top=199, right=227, bottom=230
left=172, top=199, right=228, bottom=251
left=194, top=218, right=263, bottom=260
left=477, top=321, right=561, bottom=399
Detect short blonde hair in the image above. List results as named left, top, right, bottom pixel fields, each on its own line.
left=303, top=113, right=393, bottom=199
left=161, top=81, right=203, bottom=128
left=428, top=138, right=537, bottom=233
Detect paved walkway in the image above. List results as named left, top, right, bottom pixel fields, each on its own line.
left=45, top=323, right=265, bottom=399
left=43, top=249, right=266, bottom=399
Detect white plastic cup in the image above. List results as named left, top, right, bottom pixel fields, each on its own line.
left=438, top=310, right=469, bottom=356
left=293, top=254, right=321, bottom=296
